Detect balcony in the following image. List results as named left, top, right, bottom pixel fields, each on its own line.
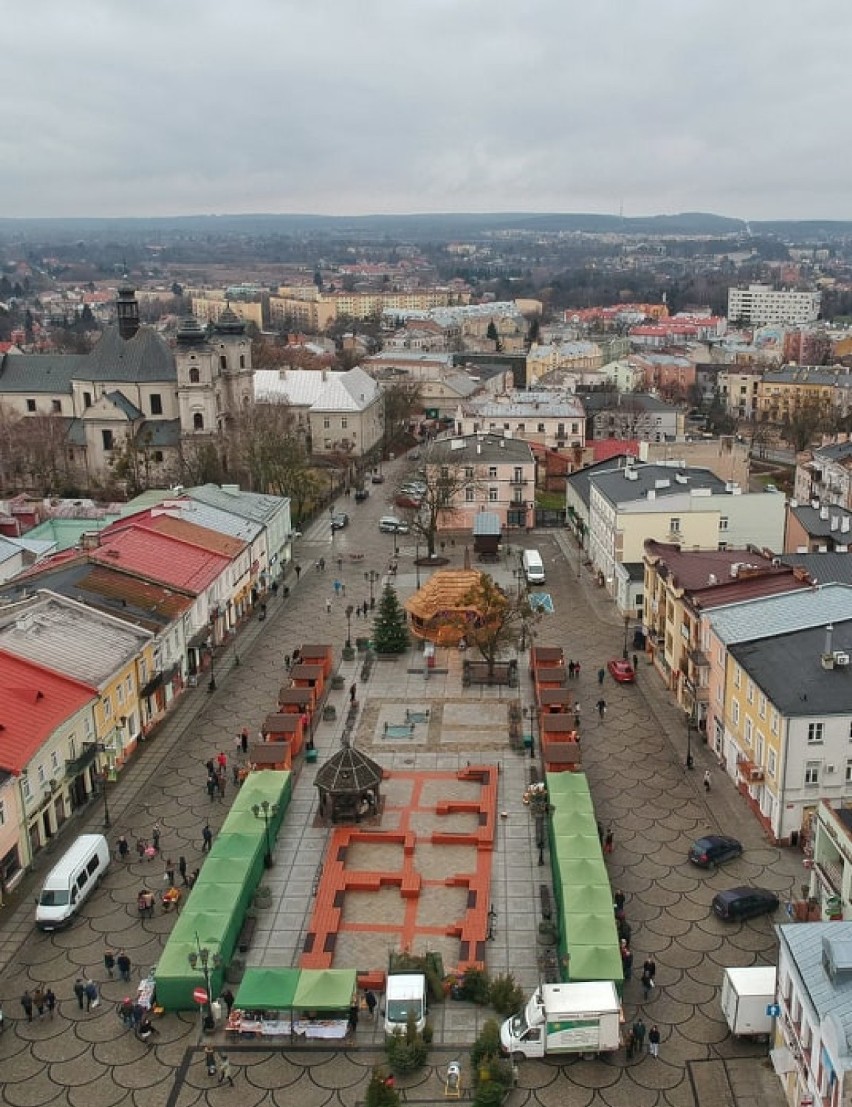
left=509, top=476, right=528, bottom=486
left=65, top=742, right=99, bottom=776
left=812, top=858, right=842, bottom=896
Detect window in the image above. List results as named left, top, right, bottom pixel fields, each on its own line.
left=341, top=418, right=348, bottom=429
left=219, top=355, right=227, bottom=371
left=756, top=733, right=764, bottom=764
left=189, top=368, right=200, bottom=384
left=21, top=777, right=31, bottom=803
left=807, top=722, right=824, bottom=744
left=239, top=355, right=245, bottom=369
left=83, top=391, right=92, bottom=408
left=323, top=417, right=330, bottom=429
left=464, top=467, right=474, bottom=479
left=37, top=765, right=46, bottom=786
left=465, top=488, right=475, bottom=502
left=745, top=718, right=752, bottom=744
left=768, top=749, right=777, bottom=777
left=193, top=413, right=204, bottom=431
left=51, top=751, right=60, bottom=772
left=488, top=466, right=498, bottom=478
left=771, top=710, right=779, bottom=735
left=102, top=429, right=114, bottom=450
left=52, top=399, right=62, bottom=414
left=733, top=665, right=741, bottom=689
left=150, top=394, right=163, bottom=415
left=104, top=698, right=112, bottom=720
left=846, top=760, right=852, bottom=784
left=720, top=516, right=728, bottom=531
left=746, top=680, right=754, bottom=705
left=0, top=799, right=4, bottom=826
left=732, top=700, right=740, bottom=726
left=805, top=762, right=820, bottom=786
left=117, top=682, right=125, bottom=705
left=488, top=487, right=498, bottom=502
left=537, top=423, right=545, bottom=432
left=26, top=399, right=36, bottom=412
left=669, top=517, right=681, bottom=533
left=152, top=450, right=163, bottom=463
left=758, top=693, right=766, bottom=719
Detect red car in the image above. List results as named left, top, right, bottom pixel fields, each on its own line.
left=607, top=659, right=635, bottom=683
left=395, top=493, right=422, bottom=509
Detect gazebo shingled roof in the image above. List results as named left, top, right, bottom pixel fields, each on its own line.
left=404, top=568, right=484, bottom=622
left=314, top=746, right=383, bottom=796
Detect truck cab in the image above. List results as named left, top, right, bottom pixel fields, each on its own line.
left=384, top=973, right=427, bottom=1035
left=500, top=982, right=621, bottom=1060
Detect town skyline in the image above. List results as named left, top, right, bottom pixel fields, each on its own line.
left=4, top=0, right=851, bottom=222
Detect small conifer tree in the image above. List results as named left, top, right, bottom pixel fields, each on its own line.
left=372, top=584, right=410, bottom=654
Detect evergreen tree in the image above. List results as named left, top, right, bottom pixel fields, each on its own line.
left=372, top=584, right=409, bottom=654
left=365, top=1068, right=400, bottom=1107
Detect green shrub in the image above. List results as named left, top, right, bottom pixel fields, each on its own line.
left=365, top=1067, right=400, bottom=1107
left=488, top=973, right=525, bottom=1017
left=385, top=1012, right=429, bottom=1075
left=470, top=1018, right=502, bottom=1072
left=460, top=966, right=491, bottom=1006
left=470, top=1020, right=515, bottom=1107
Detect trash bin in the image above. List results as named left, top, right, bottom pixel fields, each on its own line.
left=306, top=748, right=318, bottom=764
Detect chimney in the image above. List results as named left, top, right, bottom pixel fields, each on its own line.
left=822, top=624, right=836, bottom=669
left=115, top=286, right=140, bottom=341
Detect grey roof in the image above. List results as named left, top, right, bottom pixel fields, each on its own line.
left=254, top=366, right=380, bottom=412
left=780, top=554, right=852, bottom=587
left=139, top=419, right=181, bottom=446
left=590, top=462, right=726, bottom=506
left=429, top=433, right=534, bottom=465
left=566, top=455, right=633, bottom=510
left=813, top=441, right=852, bottom=462
left=151, top=499, right=262, bottom=544
left=461, top=391, right=584, bottom=418
left=729, top=619, right=852, bottom=716
left=66, top=419, right=86, bottom=446
left=473, top=512, right=501, bottom=536
left=442, top=372, right=479, bottom=399
left=778, top=921, right=852, bottom=1062
left=624, top=561, right=645, bottom=583
left=789, top=504, right=852, bottom=539
left=104, top=390, right=142, bottom=420
left=0, top=352, right=84, bottom=393
left=708, top=582, right=852, bottom=644
left=577, top=391, right=679, bottom=414
left=186, top=484, right=289, bottom=525
left=75, top=326, right=176, bottom=383
left=764, top=365, right=852, bottom=389
left=0, top=591, right=151, bottom=688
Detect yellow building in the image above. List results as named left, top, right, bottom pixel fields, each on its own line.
left=190, top=294, right=263, bottom=329
left=757, top=365, right=852, bottom=423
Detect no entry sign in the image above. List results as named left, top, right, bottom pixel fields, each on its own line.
left=193, top=987, right=208, bottom=1005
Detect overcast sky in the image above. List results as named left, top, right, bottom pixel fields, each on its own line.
left=2, top=1, right=849, bottom=221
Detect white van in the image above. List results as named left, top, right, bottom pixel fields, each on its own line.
left=379, top=516, right=410, bottom=534
left=384, top=973, right=427, bottom=1035
left=36, top=833, right=110, bottom=930
left=522, top=548, right=546, bottom=585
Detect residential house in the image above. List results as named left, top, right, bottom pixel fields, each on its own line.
left=785, top=502, right=852, bottom=553
left=579, top=392, right=685, bottom=443
left=642, top=540, right=811, bottom=721
left=0, top=650, right=97, bottom=872
left=587, top=460, right=786, bottom=614
left=182, top=484, right=293, bottom=584
left=757, top=365, right=852, bottom=425
left=774, top=922, right=852, bottom=1107
left=526, top=341, right=603, bottom=387
left=564, top=454, right=634, bottom=557
left=425, top=434, right=535, bottom=531
left=0, top=592, right=153, bottom=794
left=718, top=366, right=764, bottom=420
left=795, top=439, right=852, bottom=510
left=808, top=801, right=852, bottom=921
left=630, top=353, right=697, bottom=401
left=453, top=391, right=586, bottom=453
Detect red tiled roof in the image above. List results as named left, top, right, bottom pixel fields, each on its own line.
left=0, top=650, right=96, bottom=774
left=119, top=511, right=246, bottom=558
left=591, top=440, right=640, bottom=462
left=89, top=527, right=228, bottom=593
left=644, top=540, right=811, bottom=607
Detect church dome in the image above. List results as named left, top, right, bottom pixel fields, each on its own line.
left=214, top=305, right=245, bottom=335
left=176, top=316, right=207, bottom=344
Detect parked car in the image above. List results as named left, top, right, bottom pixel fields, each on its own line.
left=607, top=659, right=635, bottom=683
left=379, top=516, right=409, bottom=534
left=409, top=449, right=421, bottom=460
left=330, top=512, right=349, bottom=530
left=689, top=834, right=743, bottom=868
left=354, top=489, right=369, bottom=503
left=395, top=493, right=423, bottom=509
left=371, top=473, right=386, bottom=484
left=712, top=886, right=779, bottom=922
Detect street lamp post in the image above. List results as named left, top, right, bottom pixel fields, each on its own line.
left=207, top=647, right=216, bottom=693
left=345, top=604, right=354, bottom=649
left=252, top=799, right=279, bottom=868
left=187, top=932, right=222, bottom=1032
left=525, top=705, right=538, bottom=760
left=622, top=614, right=631, bottom=660
left=98, top=768, right=111, bottom=829
left=684, top=677, right=695, bottom=770
left=364, top=570, right=380, bottom=609
left=415, top=540, right=421, bottom=589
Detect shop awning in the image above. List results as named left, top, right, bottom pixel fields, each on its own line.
left=293, top=969, right=357, bottom=1011
left=236, top=968, right=300, bottom=1010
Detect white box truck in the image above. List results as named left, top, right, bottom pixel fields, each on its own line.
left=384, top=973, right=427, bottom=1035
left=500, top=981, right=621, bottom=1060
left=721, top=966, right=776, bottom=1037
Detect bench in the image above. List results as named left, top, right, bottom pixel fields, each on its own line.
left=238, top=915, right=258, bottom=953
left=540, top=884, right=552, bottom=921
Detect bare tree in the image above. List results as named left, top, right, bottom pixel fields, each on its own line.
left=382, top=381, right=422, bottom=451
left=231, top=403, right=322, bottom=522
left=442, top=573, right=538, bottom=678
left=394, top=444, right=482, bottom=558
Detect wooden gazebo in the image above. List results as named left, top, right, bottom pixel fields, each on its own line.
left=314, top=746, right=384, bottom=824
left=404, top=568, right=486, bottom=645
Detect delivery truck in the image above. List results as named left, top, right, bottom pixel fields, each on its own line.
left=500, top=981, right=622, bottom=1060
left=384, top=973, right=427, bottom=1036
left=720, top=966, right=777, bottom=1038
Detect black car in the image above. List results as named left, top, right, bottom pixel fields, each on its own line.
left=712, top=886, right=779, bottom=922
left=330, top=512, right=349, bottom=530
left=688, top=834, right=743, bottom=868
left=354, top=489, right=369, bottom=503
left=371, top=473, right=385, bottom=484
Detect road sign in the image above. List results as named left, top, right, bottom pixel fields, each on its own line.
left=193, top=987, right=208, bottom=1005
left=767, top=1004, right=781, bottom=1018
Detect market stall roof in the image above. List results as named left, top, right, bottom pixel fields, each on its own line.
left=293, top=968, right=357, bottom=1010
left=404, top=568, right=484, bottom=622
left=236, top=968, right=300, bottom=1010
left=565, top=943, right=623, bottom=985
left=314, top=746, right=383, bottom=796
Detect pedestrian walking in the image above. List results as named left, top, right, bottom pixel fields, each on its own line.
left=632, top=1018, right=646, bottom=1053
left=32, top=986, right=45, bottom=1019
left=207, top=774, right=217, bottom=801
left=73, top=979, right=85, bottom=1010
left=574, top=661, right=581, bottom=678
left=217, top=772, right=226, bottom=800
left=104, top=947, right=116, bottom=978
left=614, top=889, right=626, bottom=913
left=136, top=837, right=146, bottom=861
left=216, top=751, right=227, bottom=772
left=117, top=835, right=129, bottom=861
left=596, top=698, right=606, bottom=721
left=294, top=564, right=302, bottom=580
left=334, top=580, right=341, bottom=597
left=648, top=1025, right=661, bottom=1057
left=642, top=956, right=656, bottom=982
left=164, top=858, right=175, bottom=886
left=618, top=918, right=632, bottom=944
left=347, top=1001, right=359, bottom=1036
left=703, top=769, right=711, bottom=793
left=568, top=660, right=575, bottom=678
left=632, top=653, right=639, bottom=672
left=362, top=600, right=369, bottom=617
left=202, top=823, right=213, bottom=852
left=284, top=653, right=291, bottom=670
left=349, top=682, right=357, bottom=704
left=217, top=1053, right=235, bottom=1086
left=20, top=990, right=33, bottom=1022
left=364, top=989, right=377, bottom=1018
left=44, top=988, right=56, bottom=1019
left=151, top=823, right=161, bottom=853
left=604, top=828, right=614, bottom=854
left=625, top=1027, right=636, bottom=1059
left=597, top=667, right=605, bottom=685
left=641, top=970, right=654, bottom=1001
left=620, top=943, right=633, bottom=981
left=574, top=704, right=581, bottom=729
left=221, top=988, right=235, bottom=1016
left=326, top=598, right=332, bottom=614
left=117, top=951, right=131, bottom=983
left=178, top=856, right=188, bottom=886
left=84, top=979, right=99, bottom=1010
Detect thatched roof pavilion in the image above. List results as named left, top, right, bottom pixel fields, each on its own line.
left=404, top=568, right=487, bottom=645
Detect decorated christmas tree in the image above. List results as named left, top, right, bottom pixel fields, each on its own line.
left=372, top=584, right=410, bottom=654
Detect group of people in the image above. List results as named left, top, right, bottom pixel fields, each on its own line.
left=20, top=986, right=57, bottom=1021
left=624, top=1017, right=662, bottom=1059
left=205, top=1046, right=235, bottom=1085
left=611, top=890, right=662, bottom=1058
